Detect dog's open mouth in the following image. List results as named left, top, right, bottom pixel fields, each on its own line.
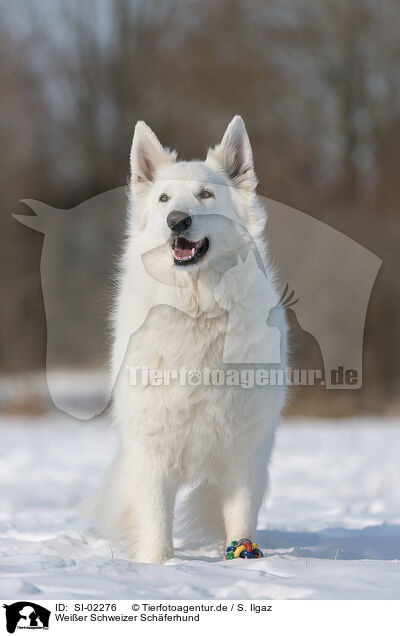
left=172, top=236, right=209, bottom=266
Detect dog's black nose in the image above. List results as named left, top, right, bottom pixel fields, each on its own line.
left=167, top=211, right=192, bottom=233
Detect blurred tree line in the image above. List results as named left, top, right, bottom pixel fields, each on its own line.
left=1, top=0, right=399, bottom=415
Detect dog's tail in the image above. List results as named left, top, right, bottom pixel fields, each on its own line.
left=178, top=480, right=225, bottom=545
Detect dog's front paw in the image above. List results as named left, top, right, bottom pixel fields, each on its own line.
left=133, top=545, right=174, bottom=564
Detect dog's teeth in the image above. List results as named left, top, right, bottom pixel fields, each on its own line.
left=191, top=248, right=195, bottom=256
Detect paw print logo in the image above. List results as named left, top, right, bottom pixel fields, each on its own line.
left=187, top=370, right=202, bottom=386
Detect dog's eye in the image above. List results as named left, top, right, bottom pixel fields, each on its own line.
left=159, top=193, right=169, bottom=202
left=199, top=190, right=213, bottom=199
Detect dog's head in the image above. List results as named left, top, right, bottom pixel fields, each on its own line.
left=129, top=116, right=265, bottom=272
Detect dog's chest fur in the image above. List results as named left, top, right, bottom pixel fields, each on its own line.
left=114, top=296, right=274, bottom=475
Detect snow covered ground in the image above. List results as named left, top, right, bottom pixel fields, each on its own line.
left=0, top=415, right=399, bottom=600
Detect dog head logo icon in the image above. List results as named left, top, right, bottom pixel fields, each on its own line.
left=3, top=602, right=50, bottom=634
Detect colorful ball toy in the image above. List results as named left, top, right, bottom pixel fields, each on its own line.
left=224, top=538, right=264, bottom=560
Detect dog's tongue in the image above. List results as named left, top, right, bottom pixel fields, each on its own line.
left=174, top=245, right=194, bottom=259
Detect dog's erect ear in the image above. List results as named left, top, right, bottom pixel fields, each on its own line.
left=130, top=121, right=176, bottom=184
left=207, top=115, right=257, bottom=190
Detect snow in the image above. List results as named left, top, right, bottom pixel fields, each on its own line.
left=1, top=415, right=400, bottom=600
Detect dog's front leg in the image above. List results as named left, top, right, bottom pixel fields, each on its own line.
left=132, top=461, right=178, bottom=564
left=221, top=454, right=267, bottom=546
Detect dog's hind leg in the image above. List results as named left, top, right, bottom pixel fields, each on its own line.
left=180, top=480, right=225, bottom=545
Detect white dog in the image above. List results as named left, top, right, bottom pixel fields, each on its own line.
left=95, top=116, right=287, bottom=563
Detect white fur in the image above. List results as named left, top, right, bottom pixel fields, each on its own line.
left=95, top=116, right=287, bottom=563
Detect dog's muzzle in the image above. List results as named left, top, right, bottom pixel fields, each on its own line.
left=167, top=210, right=209, bottom=266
